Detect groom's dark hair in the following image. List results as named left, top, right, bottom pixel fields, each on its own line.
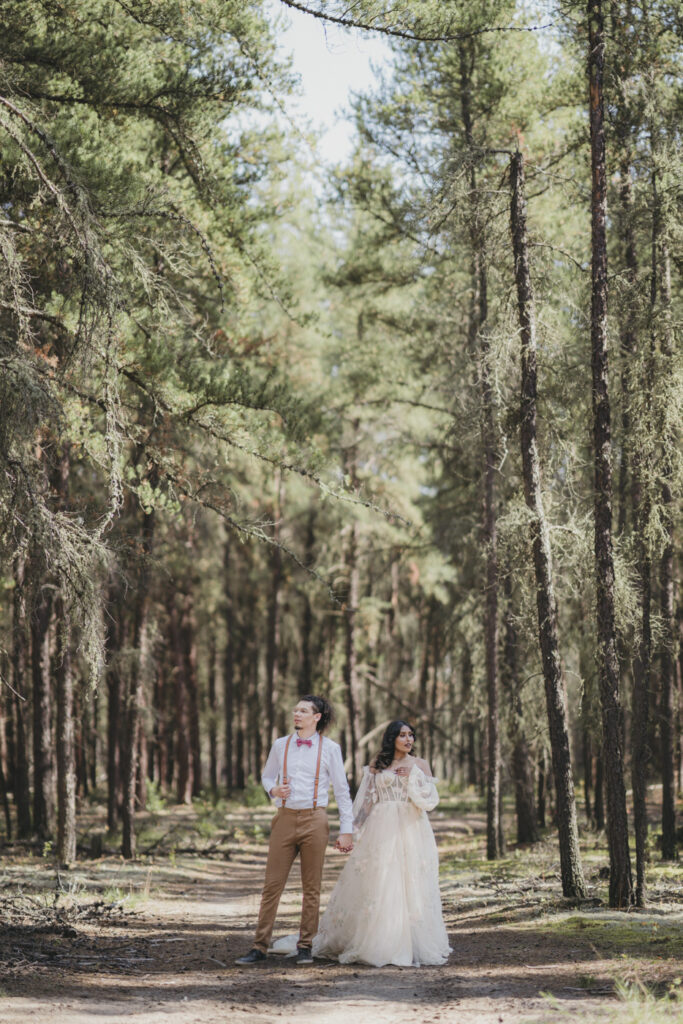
left=300, top=695, right=334, bottom=733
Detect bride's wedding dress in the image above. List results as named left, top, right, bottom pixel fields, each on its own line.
left=273, top=763, right=451, bottom=967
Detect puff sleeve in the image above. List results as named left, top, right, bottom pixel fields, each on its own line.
left=407, top=764, right=439, bottom=812
left=351, top=766, right=377, bottom=833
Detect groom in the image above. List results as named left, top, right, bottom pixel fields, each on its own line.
left=235, top=695, right=354, bottom=966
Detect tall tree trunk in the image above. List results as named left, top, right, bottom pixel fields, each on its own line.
left=12, top=555, right=31, bottom=838
left=659, top=244, right=677, bottom=861
left=588, top=0, right=634, bottom=907
left=106, top=606, right=125, bottom=832
left=459, top=42, right=501, bottom=860
left=137, top=718, right=148, bottom=809
left=0, top=684, right=11, bottom=839
left=617, top=153, right=652, bottom=905
left=207, top=633, right=218, bottom=798
left=0, top=727, right=10, bottom=839
left=121, top=507, right=155, bottom=859
left=152, top=659, right=168, bottom=791
left=299, top=510, right=316, bottom=696
left=246, top=621, right=261, bottom=781
left=582, top=725, right=594, bottom=827
left=169, top=594, right=192, bottom=804
left=461, top=644, right=478, bottom=788
left=482, top=356, right=502, bottom=861
left=55, top=598, right=76, bottom=865
left=234, top=611, right=246, bottom=791
left=417, top=601, right=432, bottom=710
left=343, top=519, right=362, bottom=789
left=429, top=620, right=441, bottom=769
left=32, top=578, right=55, bottom=839
left=54, top=445, right=76, bottom=865
left=537, top=749, right=547, bottom=829
left=181, top=589, right=202, bottom=797
left=265, top=472, right=283, bottom=746
left=509, top=151, right=585, bottom=893
left=223, top=538, right=235, bottom=791
left=502, top=576, right=538, bottom=845
left=594, top=751, right=606, bottom=831
left=90, top=687, right=98, bottom=792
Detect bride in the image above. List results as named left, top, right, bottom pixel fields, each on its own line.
left=274, top=720, right=451, bottom=967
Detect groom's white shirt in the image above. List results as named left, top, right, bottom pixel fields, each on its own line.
left=261, top=734, right=354, bottom=834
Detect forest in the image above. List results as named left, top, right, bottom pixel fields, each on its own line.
left=0, top=0, right=681, bottom=929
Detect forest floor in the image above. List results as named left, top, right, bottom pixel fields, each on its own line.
left=1, top=792, right=682, bottom=1024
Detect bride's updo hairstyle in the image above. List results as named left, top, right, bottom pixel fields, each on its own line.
left=371, top=720, right=416, bottom=772
left=300, top=695, right=334, bottom=733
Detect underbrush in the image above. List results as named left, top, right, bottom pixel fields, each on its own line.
left=535, top=979, right=683, bottom=1023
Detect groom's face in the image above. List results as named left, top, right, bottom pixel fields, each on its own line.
left=293, top=700, right=321, bottom=732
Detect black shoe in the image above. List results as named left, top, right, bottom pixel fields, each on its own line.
left=296, top=947, right=314, bottom=965
left=235, top=947, right=267, bottom=965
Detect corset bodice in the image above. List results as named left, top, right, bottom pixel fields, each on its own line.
left=374, top=770, right=410, bottom=803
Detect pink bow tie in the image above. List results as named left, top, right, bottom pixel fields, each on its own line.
left=296, top=737, right=313, bottom=747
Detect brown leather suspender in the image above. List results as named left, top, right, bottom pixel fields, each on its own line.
left=281, top=734, right=293, bottom=806
left=312, top=733, right=324, bottom=808
left=281, top=733, right=323, bottom=809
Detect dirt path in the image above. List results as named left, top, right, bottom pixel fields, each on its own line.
left=1, top=806, right=681, bottom=1024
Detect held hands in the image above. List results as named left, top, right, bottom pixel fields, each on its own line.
left=335, top=833, right=353, bottom=853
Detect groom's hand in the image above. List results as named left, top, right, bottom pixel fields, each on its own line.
left=270, top=784, right=291, bottom=799
left=335, top=833, right=353, bottom=853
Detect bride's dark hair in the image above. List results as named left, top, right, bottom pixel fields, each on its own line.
left=371, top=720, right=416, bottom=771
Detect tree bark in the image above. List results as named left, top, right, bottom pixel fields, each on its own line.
left=502, top=577, right=538, bottom=845
left=482, top=362, right=502, bottom=861
left=0, top=736, right=11, bottom=839
left=181, top=589, right=202, bottom=797
left=246, top=621, right=262, bottom=781
left=169, top=594, right=192, bottom=805
left=12, top=555, right=31, bottom=838
left=619, top=155, right=652, bottom=905
left=659, top=245, right=677, bottom=861
left=429, top=619, right=441, bottom=769
left=509, top=150, right=585, bottom=894
left=32, top=577, right=55, bottom=839
left=207, top=633, right=218, bottom=797
left=299, top=511, right=316, bottom=696
left=457, top=39, right=501, bottom=855
left=55, top=598, right=76, bottom=865
left=343, top=519, right=362, bottom=789
left=461, top=645, right=478, bottom=788
left=106, top=605, right=125, bottom=832
left=265, top=471, right=283, bottom=747
left=594, top=750, right=606, bottom=831
left=90, top=687, right=98, bottom=792
left=582, top=726, right=594, bottom=827
left=588, top=0, right=634, bottom=907
left=537, top=749, right=547, bottom=829
left=223, top=538, right=235, bottom=791
left=121, top=507, right=155, bottom=859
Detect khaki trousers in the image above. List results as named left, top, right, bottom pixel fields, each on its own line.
left=253, top=807, right=329, bottom=952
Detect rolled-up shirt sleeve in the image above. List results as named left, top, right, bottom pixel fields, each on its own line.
left=261, top=740, right=281, bottom=799
left=328, top=742, right=354, bottom=834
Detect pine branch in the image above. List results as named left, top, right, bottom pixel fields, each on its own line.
left=279, top=0, right=554, bottom=43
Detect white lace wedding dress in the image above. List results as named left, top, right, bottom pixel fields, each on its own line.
left=273, top=763, right=451, bottom=967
